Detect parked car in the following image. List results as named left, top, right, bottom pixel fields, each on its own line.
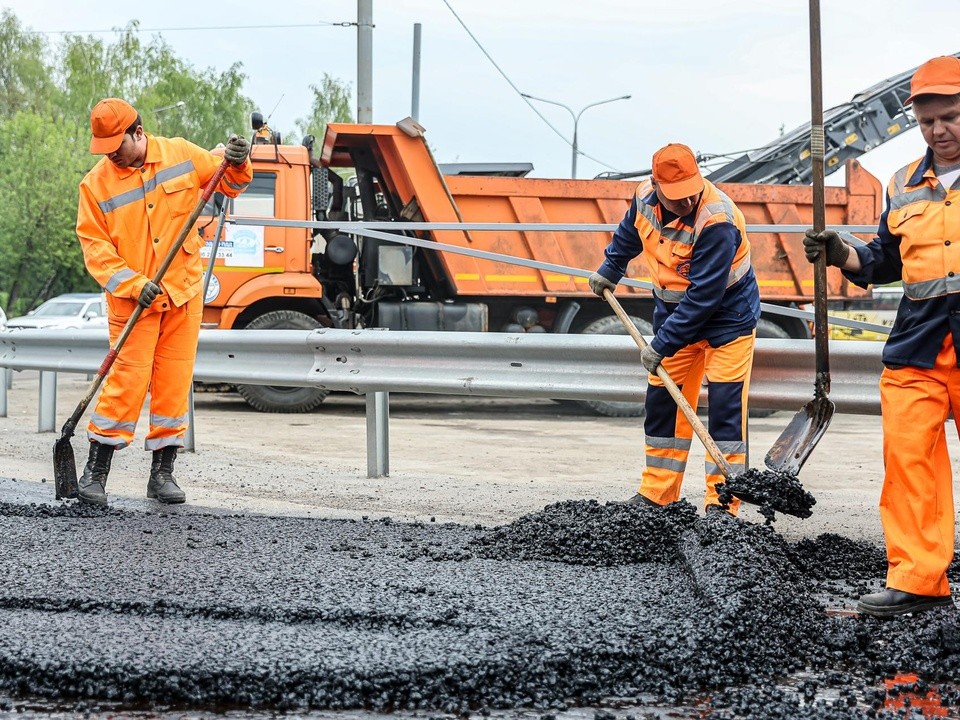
left=0, top=305, right=6, bottom=330
left=5, top=293, right=107, bottom=330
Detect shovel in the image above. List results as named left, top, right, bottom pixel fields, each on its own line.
left=53, top=157, right=230, bottom=499
left=602, top=289, right=736, bottom=479
left=763, top=0, right=835, bottom=476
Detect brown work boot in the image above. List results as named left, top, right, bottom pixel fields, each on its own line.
left=77, top=441, right=114, bottom=506
left=147, top=447, right=186, bottom=504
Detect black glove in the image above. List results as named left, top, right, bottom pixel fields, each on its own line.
left=138, top=281, right=161, bottom=308
left=803, top=229, right=850, bottom=267
left=224, top=134, right=250, bottom=165
left=641, top=345, right=663, bottom=374
left=588, top=271, right=617, bottom=297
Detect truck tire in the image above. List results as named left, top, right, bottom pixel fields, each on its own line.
left=235, top=310, right=331, bottom=413
left=577, top=313, right=653, bottom=418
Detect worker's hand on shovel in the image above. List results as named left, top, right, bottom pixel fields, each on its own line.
left=588, top=272, right=616, bottom=297
left=802, top=229, right=851, bottom=267
left=224, top=134, right=250, bottom=165
left=138, top=281, right=161, bottom=308
left=641, top=345, right=663, bottom=373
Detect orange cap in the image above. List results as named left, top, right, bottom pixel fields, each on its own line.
left=89, top=98, right=138, bottom=154
left=652, top=143, right=704, bottom=200
left=906, top=55, right=960, bottom=105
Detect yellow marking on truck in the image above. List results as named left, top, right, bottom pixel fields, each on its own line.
left=756, top=279, right=816, bottom=287
left=212, top=266, right=285, bottom=273
left=485, top=275, right=539, bottom=282
left=455, top=273, right=481, bottom=280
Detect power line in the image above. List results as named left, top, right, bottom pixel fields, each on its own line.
left=24, top=21, right=355, bottom=35
left=440, top=0, right=621, bottom=173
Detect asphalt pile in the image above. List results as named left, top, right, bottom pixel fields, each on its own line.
left=716, top=468, right=818, bottom=521
left=1, top=499, right=958, bottom=719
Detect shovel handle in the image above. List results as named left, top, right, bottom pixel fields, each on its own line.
left=603, top=289, right=735, bottom=479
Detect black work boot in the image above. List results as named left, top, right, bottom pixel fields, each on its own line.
left=147, top=447, right=186, bottom=504
left=77, top=441, right=114, bottom=506
left=856, top=588, right=954, bottom=618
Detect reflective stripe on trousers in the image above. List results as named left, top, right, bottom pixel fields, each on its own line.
left=879, top=332, right=959, bottom=597
left=87, top=295, right=202, bottom=450
left=638, top=331, right=755, bottom=509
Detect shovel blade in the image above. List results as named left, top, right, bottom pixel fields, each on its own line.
left=53, top=434, right=79, bottom=500
left=764, top=396, right=835, bottom=475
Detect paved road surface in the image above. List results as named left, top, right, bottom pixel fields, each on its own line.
left=2, top=370, right=959, bottom=543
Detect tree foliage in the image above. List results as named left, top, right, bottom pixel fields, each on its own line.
left=292, top=73, right=354, bottom=145
left=0, top=10, right=353, bottom=315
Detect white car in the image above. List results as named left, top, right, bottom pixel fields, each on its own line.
left=5, top=293, right=107, bottom=330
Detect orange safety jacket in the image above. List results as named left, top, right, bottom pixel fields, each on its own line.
left=76, top=134, right=252, bottom=316
left=845, top=148, right=960, bottom=367
left=632, top=178, right=752, bottom=302
left=597, top=178, right=759, bottom=357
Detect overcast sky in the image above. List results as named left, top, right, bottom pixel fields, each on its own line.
left=6, top=1, right=960, bottom=188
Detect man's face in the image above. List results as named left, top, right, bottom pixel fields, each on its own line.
left=913, top=94, right=960, bottom=166
left=652, top=180, right=701, bottom=217
left=105, top=126, right=146, bottom=168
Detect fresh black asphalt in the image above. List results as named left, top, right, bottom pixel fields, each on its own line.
left=1, top=478, right=959, bottom=719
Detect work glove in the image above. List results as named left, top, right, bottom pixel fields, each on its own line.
left=588, top=271, right=617, bottom=297
left=224, top=134, right=250, bottom=166
left=138, top=281, right=161, bottom=308
left=802, top=229, right=850, bottom=267
left=641, top=345, right=663, bottom=374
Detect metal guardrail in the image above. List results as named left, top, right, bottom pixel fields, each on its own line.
left=0, top=328, right=884, bottom=476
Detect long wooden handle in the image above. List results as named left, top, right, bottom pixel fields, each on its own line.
left=603, top=289, right=734, bottom=478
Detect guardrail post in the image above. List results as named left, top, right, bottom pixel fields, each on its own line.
left=183, top=385, right=196, bottom=452
left=38, top=371, right=56, bottom=433
left=366, top=391, right=389, bottom=478
left=0, top=368, right=7, bottom=418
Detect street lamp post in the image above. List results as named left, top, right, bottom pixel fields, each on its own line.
left=521, top=93, right=631, bottom=178
left=153, top=100, right=186, bottom=130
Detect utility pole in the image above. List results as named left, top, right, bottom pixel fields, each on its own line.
left=357, top=0, right=373, bottom=123
left=411, top=23, right=422, bottom=121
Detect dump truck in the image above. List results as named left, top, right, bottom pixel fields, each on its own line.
left=197, top=116, right=883, bottom=416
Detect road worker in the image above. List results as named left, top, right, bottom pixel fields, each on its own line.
left=589, top=143, right=761, bottom=514
left=803, top=55, right=960, bottom=617
left=75, top=98, right=252, bottom=506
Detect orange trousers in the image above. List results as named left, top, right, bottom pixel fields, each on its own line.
left=639, top=331, right=755, bottom=510
left=879, top=333, right=959, bottom=597
left=87, top=295, right=202, bottom=450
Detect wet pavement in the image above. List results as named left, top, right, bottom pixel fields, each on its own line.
left=2, top=496, right=959, bottom=719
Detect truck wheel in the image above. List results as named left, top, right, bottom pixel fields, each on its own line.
left=235, top=310, right=331, bottom=413
left=577, top=314, right=653, bottom=417
left=749, top=317, right=791, bottom=418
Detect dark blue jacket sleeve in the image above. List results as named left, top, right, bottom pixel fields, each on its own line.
left=652, top=223, right=739, bottom=356
left=842, top=202, right=904, bottom=288
left=596, top=197, right=642, bottom=283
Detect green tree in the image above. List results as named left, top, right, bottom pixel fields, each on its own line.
left=0, top=10, right=58, bottom=116
left=291, top=73, right=354, bottom=145
left=0, top=112, right=93, bottom=315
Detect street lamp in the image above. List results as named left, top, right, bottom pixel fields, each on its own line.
left=153, top=101, right=186, bottom=131
left=521, top=93, right=631, bottom=178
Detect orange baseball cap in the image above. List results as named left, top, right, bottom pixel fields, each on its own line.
left=651, top=143, right=704, bottom=200
left=89, top=98, right=138, bottom=154
left=906, top=55, right=960, bottom=105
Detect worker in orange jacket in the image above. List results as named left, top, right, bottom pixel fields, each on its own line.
left=804, top=56, right=960, bottom=617
left=588, top=143, right=761, bottom=514
left=75, top=98, right=252, bottom=506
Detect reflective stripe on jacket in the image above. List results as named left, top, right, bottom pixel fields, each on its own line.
left=76, top=134, right=252, bottom=315
left=845, top=148, right=960, bottom=368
